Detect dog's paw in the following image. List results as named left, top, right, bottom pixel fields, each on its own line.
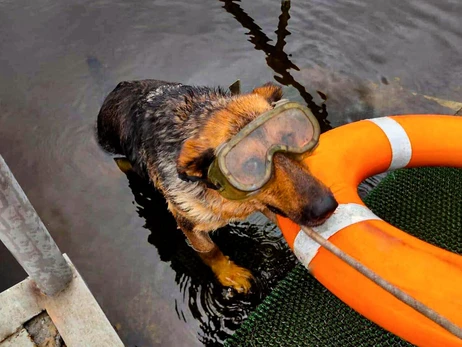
left=215, top=260, right=253, bottom=294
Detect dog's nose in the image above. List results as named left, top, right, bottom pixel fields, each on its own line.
left=310, top=193, right=338, bottom=221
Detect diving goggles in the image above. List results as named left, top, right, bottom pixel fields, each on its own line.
left=208, top=100, right=320, bottom=200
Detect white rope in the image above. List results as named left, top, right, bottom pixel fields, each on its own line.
left=301, top=226, right=462, bottom=340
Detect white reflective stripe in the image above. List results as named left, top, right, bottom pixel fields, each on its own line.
left=368, top=117, right=412, bottom=170
left=293, top=203, right=382, bottom=268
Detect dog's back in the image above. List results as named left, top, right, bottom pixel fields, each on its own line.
left=96, top=79, right=178, bottom=154
left=96, top=79, right=230, bottom=182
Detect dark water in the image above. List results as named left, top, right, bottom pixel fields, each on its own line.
left=0, top=0, right=461, bottom=346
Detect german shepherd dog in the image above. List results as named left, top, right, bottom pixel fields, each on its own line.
left=97, top=80, right=337, bottom=293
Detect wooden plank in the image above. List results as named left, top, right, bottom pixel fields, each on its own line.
left=1, top=329, right=36, bottom=347
left=0, top=279, right=42, bottom=342
left=0, top=255, right=124, bottom=346
left=42, top=255, right=124, bottom=347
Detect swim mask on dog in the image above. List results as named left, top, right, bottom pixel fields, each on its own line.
left=208, top=100, right=320, bottom=200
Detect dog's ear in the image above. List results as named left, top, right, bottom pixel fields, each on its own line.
left=177, top=138, right=216, bottom=184
left=252, top=83, right=283, bottom=104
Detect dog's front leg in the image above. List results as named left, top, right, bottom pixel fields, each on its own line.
left=197, top=243, right=253, bottom=294
left=175, top=214, right=253, bottom=293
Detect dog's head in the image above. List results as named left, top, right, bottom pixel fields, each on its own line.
left=177, top=83, right=337, bottom=227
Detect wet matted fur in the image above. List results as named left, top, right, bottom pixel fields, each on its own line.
left=97, top=79, right=337, bottom=292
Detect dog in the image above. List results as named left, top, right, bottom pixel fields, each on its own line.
left=96, top=79, right=338, bottom=293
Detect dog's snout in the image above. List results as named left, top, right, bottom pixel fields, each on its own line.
left=309, top=193, right=338, bottom=222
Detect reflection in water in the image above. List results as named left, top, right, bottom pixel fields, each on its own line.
left=220, top=0, right=460, bottom=197
left=220, top=0, right=331, bottom=132
left=220, top=1, right=388, bottom=199
left=123, top=167, right=297, bottom=345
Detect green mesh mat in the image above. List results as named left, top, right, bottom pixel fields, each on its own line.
left=225, top=167, right=462, bottom=346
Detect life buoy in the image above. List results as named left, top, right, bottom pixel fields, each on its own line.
left=277, top=115, right=462, bottom=347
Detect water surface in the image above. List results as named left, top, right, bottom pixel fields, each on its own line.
left=0, top=0, right=461, bottom=345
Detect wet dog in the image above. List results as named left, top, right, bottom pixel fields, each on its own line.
left=96, top=79, right=337, bottom=293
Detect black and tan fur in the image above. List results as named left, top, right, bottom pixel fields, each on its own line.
left=97, top=79, right=337, bottom=293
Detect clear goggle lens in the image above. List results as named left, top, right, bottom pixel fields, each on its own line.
left=223, top=107, right=316, bottom=189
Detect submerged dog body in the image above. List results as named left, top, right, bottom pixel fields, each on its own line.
left=97, top=79, right=337, bottom=292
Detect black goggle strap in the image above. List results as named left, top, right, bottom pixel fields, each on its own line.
left=178, top=172, right=220, bottom=190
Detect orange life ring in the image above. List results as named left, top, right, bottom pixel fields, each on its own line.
left=277, top=115, right=462, bottom=347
